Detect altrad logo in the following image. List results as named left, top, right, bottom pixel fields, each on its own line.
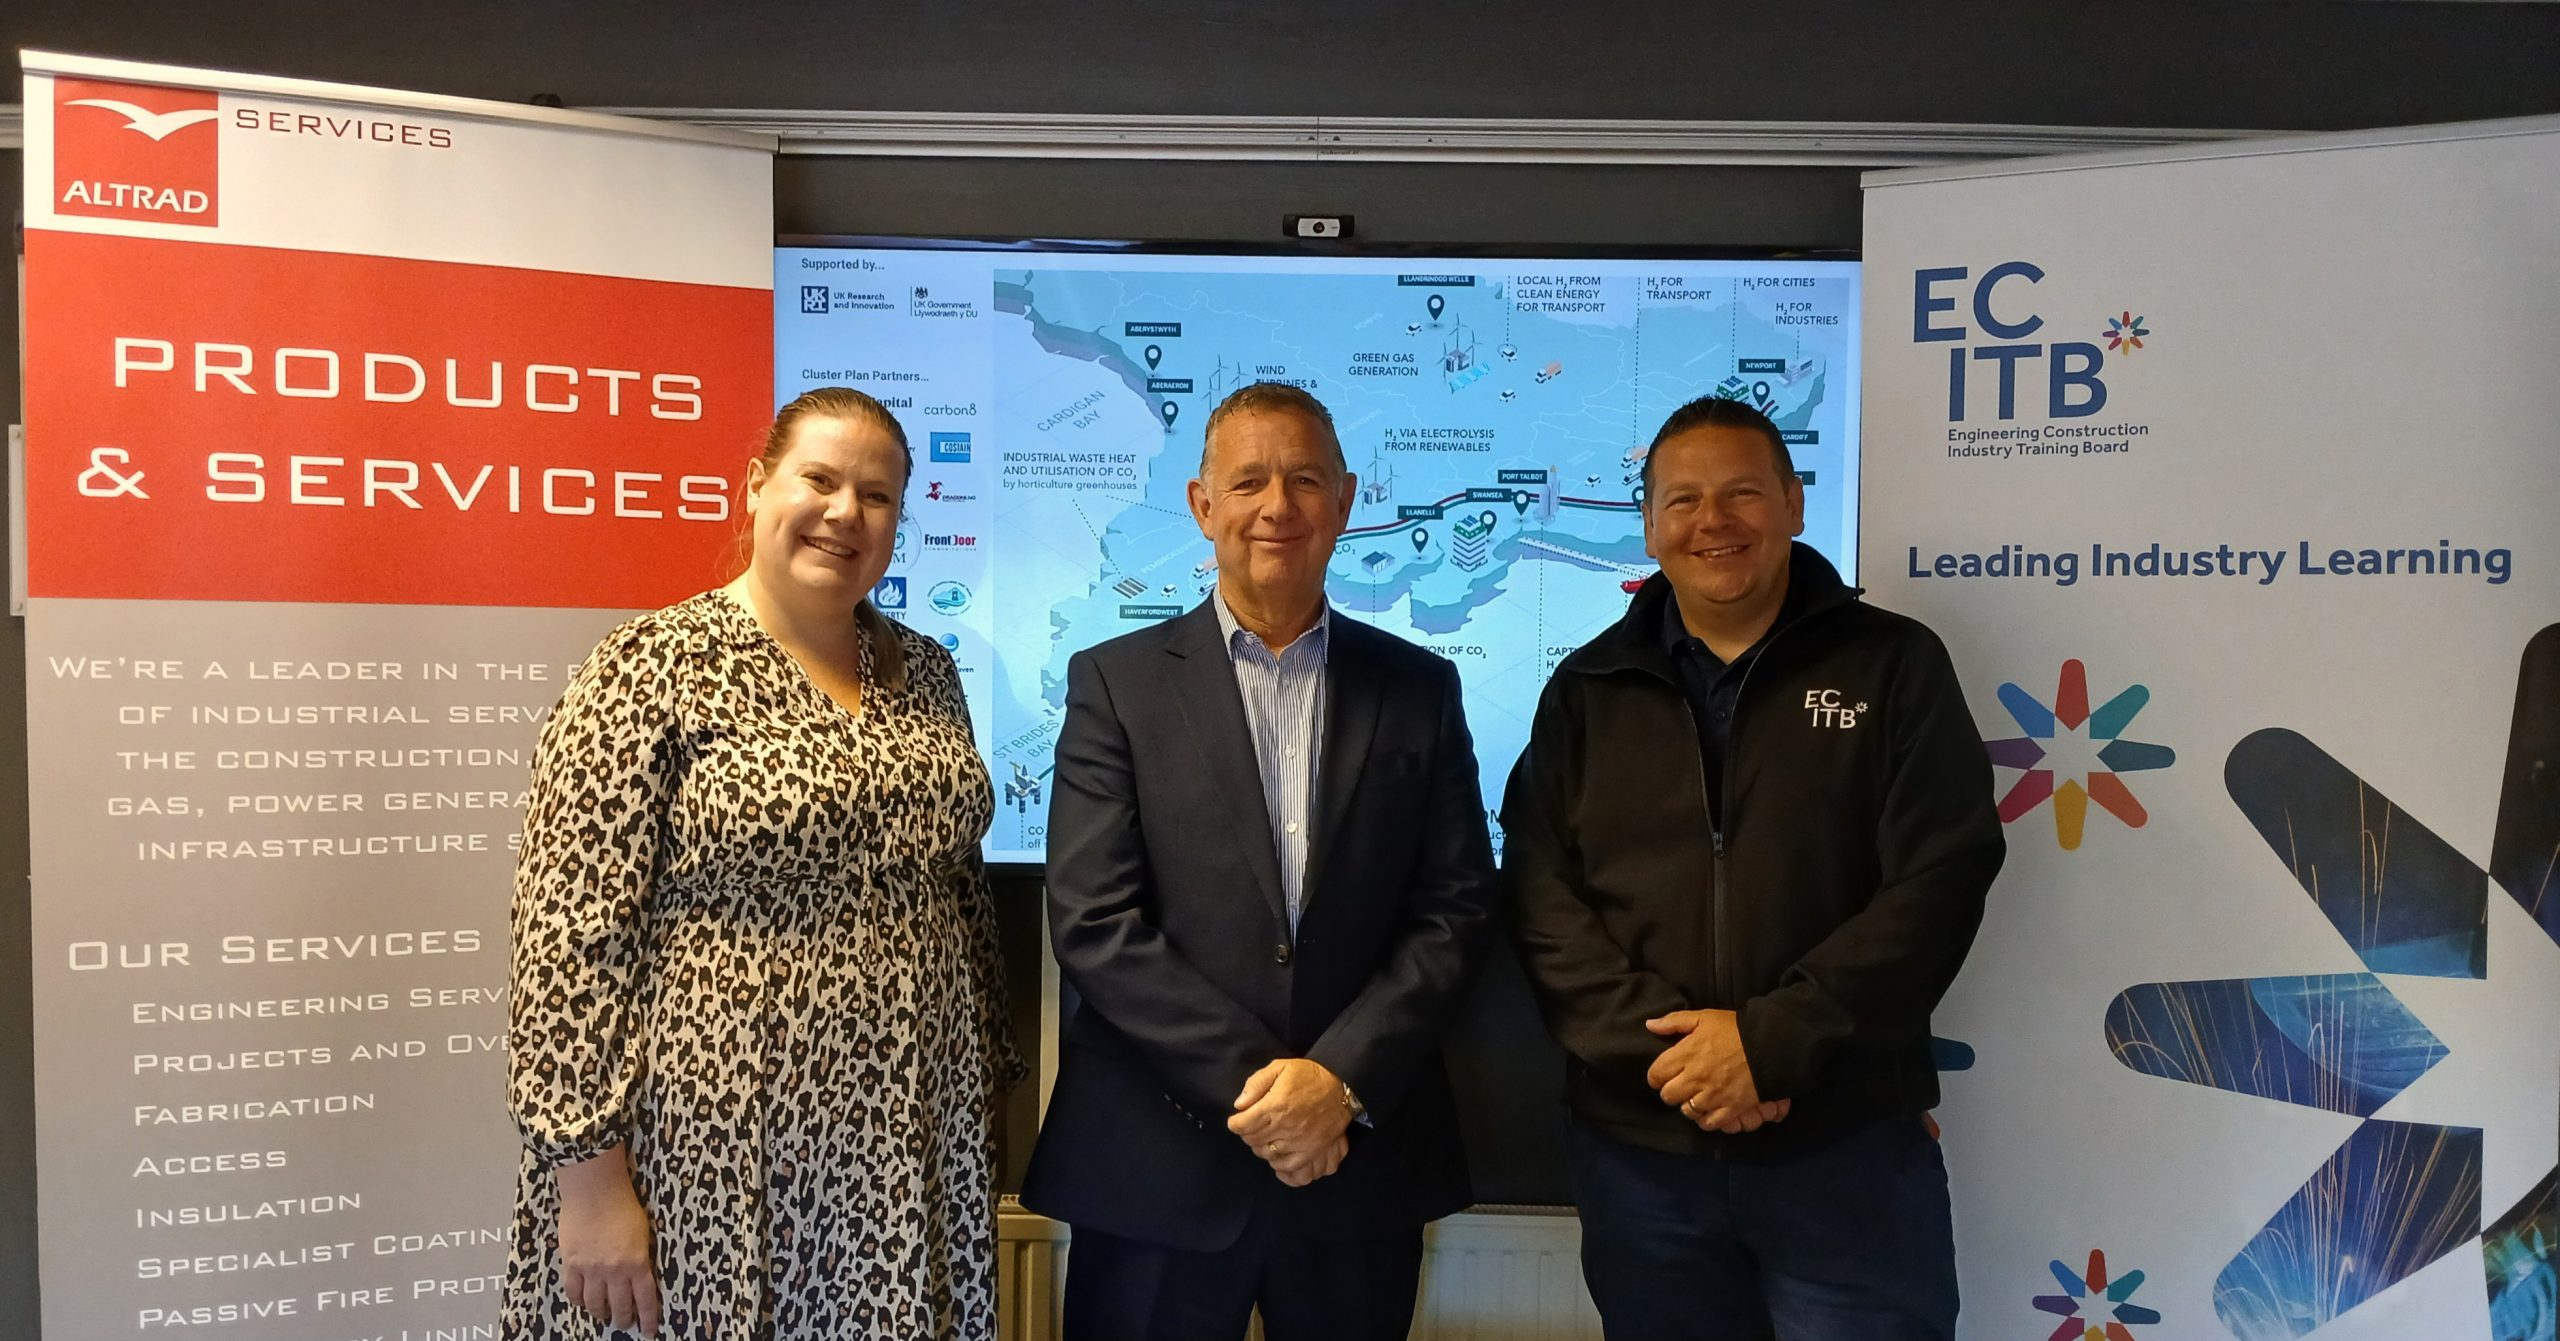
left=55, top=78, right=221, bottom=226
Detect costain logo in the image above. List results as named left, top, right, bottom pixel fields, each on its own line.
left=55, top=78, right=221, bottom=227
left=1915, top=263, right=2115, bottom=421
left=1983, top=659, right=2175, bottom=850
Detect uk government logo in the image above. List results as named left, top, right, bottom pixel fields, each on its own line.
left=800, top=285, right=830, bottom=315
left=909, top=285, right=980, bottom=321
left=55, top=78, right=221, bottom=226
left=1914, top=261, right=2155, bottom=462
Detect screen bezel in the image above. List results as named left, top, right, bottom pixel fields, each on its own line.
left=782, top=232, right=1859, bottom=265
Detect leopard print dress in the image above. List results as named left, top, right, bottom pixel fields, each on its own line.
left=504, top=590, right=1022, bottom=1339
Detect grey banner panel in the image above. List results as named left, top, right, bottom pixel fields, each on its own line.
left=28, top=597, right=630, bottom=1338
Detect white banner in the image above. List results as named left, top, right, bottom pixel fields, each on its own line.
left=1862, top=119, right=2560, bottom=1341
left=22, top=50, right=771, bottom=1338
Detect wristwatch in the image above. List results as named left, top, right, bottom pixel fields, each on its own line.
left=1341, top=1080, right=1367, bottom=1122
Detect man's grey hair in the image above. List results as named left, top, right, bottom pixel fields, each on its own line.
left=1198, top=382, right=1348, bottom=480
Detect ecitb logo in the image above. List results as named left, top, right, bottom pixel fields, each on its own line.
left=1915, top=262, right=2112, bottom=421
left=54, top=78, right=221, bottom=226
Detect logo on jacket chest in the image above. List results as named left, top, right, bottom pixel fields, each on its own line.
left=1804, top=688, right=1867, bottom=729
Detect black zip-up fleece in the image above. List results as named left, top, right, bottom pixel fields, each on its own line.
left=1502, top=543, right=2005, bottom=1159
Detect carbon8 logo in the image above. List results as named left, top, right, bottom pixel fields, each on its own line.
left=1914, top=262, right=2107, bottom=422
left=54, top=78, right=221, bottom=227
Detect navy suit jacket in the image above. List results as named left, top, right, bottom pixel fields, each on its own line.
left=1021, top=601, right=1499, bottom=1251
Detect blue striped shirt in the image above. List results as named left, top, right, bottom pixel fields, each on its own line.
left=1212, top=593, right=1329, bottom=934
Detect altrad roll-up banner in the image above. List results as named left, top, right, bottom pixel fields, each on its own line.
left=21, top=51, right=771, bottom=1336
left=1862, top=119, right=2560, bottom=1340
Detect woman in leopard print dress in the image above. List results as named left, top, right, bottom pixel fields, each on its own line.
left=504, top=387, right=1023, bottom=1339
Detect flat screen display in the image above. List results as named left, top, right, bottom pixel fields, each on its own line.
left=775, top=244, right=1861, bottom=863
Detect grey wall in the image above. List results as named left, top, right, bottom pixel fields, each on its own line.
left=13, top=0, right=2560, bottom=127
left=9, top=0, right=2560, bottom=1329
left=3, top=138, right=29, bottom=1341
left=776, top=157, right=1868, bottom=252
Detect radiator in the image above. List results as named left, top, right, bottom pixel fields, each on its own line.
left=997, top=1200, right=1602, bottom=1340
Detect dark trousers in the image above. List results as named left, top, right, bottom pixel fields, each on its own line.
left=1061, top=1208, right=1425, bottom=1341
left=1565, top=1115, right=1959, bottom=1341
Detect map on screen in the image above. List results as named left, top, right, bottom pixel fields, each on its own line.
left=776, top=247, right=1861, bottom=862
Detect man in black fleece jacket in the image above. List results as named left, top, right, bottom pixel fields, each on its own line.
left=1503, top=396, right=2004, bottom=1341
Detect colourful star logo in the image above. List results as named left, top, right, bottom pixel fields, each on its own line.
left=2035, top=1249, right=2162, bottom=1341
left=1985, top=660, right=2176, bottom=850
left=2103, top=311, right=2151, bottom=353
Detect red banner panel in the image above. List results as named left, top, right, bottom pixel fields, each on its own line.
left=24, top=230, right=772, bottom=607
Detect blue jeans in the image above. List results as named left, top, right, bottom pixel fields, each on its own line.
left=1565, top=1115, right=1959, bottom=1341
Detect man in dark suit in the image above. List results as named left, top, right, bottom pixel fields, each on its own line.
left=1023, top=382, right=1500, bottom=1341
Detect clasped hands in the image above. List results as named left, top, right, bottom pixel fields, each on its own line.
left=1645, top=1008, right=1791, bottom=1135
left=1227, top=1058, right=1351, bottom=1186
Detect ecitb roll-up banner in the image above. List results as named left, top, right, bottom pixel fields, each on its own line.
left=21, top=51, right=771, bottom=1336
left=1862, top=119, right=2560, bottom=1339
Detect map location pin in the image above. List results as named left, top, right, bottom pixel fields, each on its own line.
left=1410, top=526, right=1429, bottom=554
left=1513, top=490, right=1532, bottom=516
left=1144, top=345, right=1162, bottom=371
left=1160, top=401, right=1181, bottom=431
left=1427, top=294, right=1445, bottom=321
left=1481, top=510, right=1498, bottom=529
